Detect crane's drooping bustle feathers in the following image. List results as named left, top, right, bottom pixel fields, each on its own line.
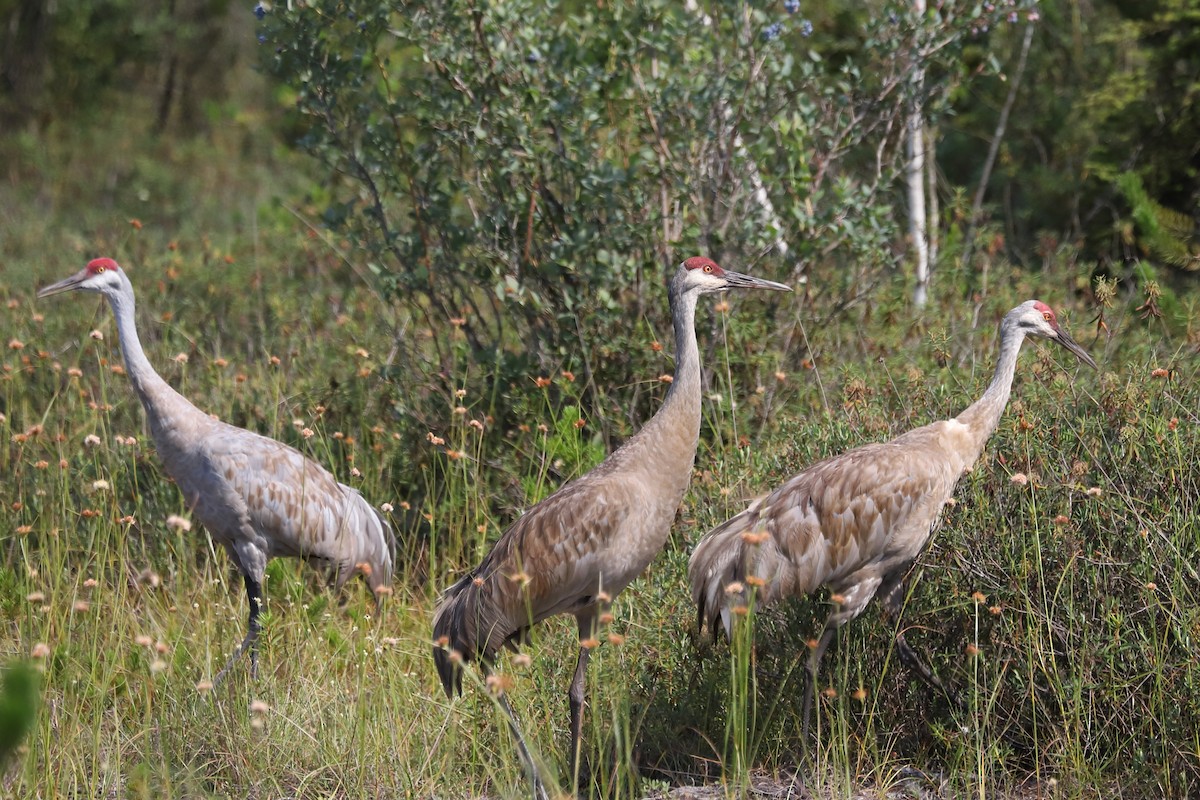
left=688, top=298, right=1095, bottom=734
left=38, top=257, right=396, bottom=683
left=431, top=257, right=789, bottom=793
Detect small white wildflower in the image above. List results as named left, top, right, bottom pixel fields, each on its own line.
left=165, top=515, right=192, bottom=532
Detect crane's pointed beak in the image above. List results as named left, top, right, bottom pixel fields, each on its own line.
left=37, top=270, right=90, bottom=299
left=1054, top=326, right=1098, bottom=369
left=720, top=270, right=792, bottom=293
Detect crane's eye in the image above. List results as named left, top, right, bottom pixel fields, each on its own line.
left=703, top=265, right=713, bottom=273
left=1042, top=312, right=1052, bottom=321
left=95, top=267, right=105, bottom=273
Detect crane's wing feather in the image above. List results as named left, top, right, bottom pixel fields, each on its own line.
left=431, top=474, right=644, bottom=694
left=691, top=424, right=966, bottom=636
left=189, top=425, right=392, bottom=586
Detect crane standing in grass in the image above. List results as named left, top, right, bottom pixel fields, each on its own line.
left=432, top=257, right=789, bottom=798
left=39, top=258, right=395, bottom=684
left=689, top=300, right=1097, bottom=737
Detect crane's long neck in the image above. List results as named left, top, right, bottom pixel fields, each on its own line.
left=107, top=285, right=196, bottom=429
left=624, top=282, right=702, bottom=478
left=664, top=285, right=702, bottom=414
left=954, top=319, right=1026, bottom=459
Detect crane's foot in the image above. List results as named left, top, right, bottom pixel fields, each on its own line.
left=212, top=629, right=259, bottom=687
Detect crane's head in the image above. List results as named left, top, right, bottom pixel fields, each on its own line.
left=675, top=256, right=792, bottom=295
left=1008, top=300, right=1098, bottom=368
left=37, top=258, right=128, bottom=300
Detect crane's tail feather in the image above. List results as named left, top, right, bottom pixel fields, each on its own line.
left=370, top=505, right=398, bottom=585
left=688, top=512, right=755, bottom=642
left=689, top=501, right=787, bottom=642
left=431, top=570, right=501, bottom=698
left=334, top=489, right=396, bottom=605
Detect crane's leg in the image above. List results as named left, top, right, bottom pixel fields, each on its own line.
left=568, top=644, right=591, bottom=784
left=569, top=611, right=598, bottom=788
left=214, top=573, right=263, bottom=686
left=800, top=622, right=838, bottom=742
left=485, top=664, right=550, bottom=800
left=879, top=574, right=961, bottom=708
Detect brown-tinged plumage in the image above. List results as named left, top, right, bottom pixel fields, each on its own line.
left=689, top=299, right=1097, bottom=737
left=38, top=258, right=395, bottom=684
left=432, top=257, right=789, bottom=798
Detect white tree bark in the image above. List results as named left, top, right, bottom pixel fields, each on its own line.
left=907, top=0, right=930, bottom=308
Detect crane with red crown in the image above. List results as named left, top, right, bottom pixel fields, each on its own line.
left=39, top=258, right=396, bottom=684
left=432, top=256, right=789, bottom=799
left=690, top=299, right=1097, bottom=739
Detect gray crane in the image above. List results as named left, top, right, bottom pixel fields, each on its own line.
left=432, top=257, right=789, bottom=799
left=689, top=299, right=1096, bottom=737
left=38, top=258, right=396, bottom=684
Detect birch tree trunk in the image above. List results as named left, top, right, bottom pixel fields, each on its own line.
left=907, top=0, right=930, bottom=307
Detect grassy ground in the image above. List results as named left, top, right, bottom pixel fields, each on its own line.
left=2, top=101, right=1199, bottom=800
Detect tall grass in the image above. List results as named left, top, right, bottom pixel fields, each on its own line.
left=2, top=104, right=1199, bottom=799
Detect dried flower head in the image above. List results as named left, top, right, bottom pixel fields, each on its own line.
left=165, top=515, right=192, bottom=532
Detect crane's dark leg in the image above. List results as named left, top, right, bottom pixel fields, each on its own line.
left=801, top=622, right=839, bottom=742
left=214, top=573, right=262, bottom=686
left=879, top=574, right=961, bottom=708
left=569, top=611, right=598, bottom=787
left=568, top=644, right=591, bottom=783
left=485, top=664, right=550, bottom=800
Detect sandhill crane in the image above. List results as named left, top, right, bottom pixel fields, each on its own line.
left=689, top=299, right=1096, bottom=737
left=433, top=257, right=789, bottom=798
left=38, top=258, right=395, bottom=684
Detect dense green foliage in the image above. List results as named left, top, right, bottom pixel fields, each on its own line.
left=254, top=0, right=1037, bottom=458
left=1, top=1, right=1199, bottom=798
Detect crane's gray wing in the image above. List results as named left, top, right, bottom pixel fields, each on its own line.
left=691, top=424, right=965, bottom=633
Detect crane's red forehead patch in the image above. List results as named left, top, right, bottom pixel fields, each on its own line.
left=87, top=258, right=119, bottom=274
left=683, top=256, right=723, bottom=275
